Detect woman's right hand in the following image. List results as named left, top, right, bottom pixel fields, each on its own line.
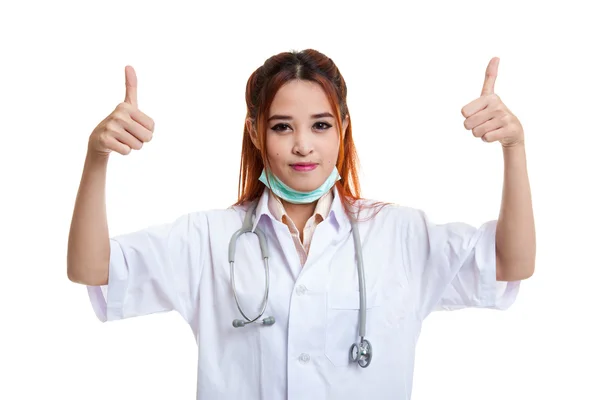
left=88, top=65, right=155, bottom=157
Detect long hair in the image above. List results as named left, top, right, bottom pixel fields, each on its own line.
left=233, top=49, right=389, bottom=220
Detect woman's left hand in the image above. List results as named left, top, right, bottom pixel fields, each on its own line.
left=461, top=57, right=524, bottom=148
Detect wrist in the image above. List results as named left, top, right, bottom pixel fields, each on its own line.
left=502, top=140, right=525, bottom=151
left=85, top=147, right=110, bottom=167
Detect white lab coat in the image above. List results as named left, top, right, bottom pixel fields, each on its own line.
left=87, top=186, right=520, bottom=399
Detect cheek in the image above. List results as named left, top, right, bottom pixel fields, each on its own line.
left=265, top=143, right=279, bottom=161
left=267, top=151, right=282, bottom=163
left=265, top=148, right=285, bottom=172
left=266, top=136, right=286, bottom=159
left=326, top=141, right=340, bottom=164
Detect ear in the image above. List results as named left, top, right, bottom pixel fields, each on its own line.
left=341, top=114, right=349, bottom=140
left=246, top=117, right=260, bottom=150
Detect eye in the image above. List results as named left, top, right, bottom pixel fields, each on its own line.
left=269, top=122, right=332, bottom=133
left=314, top=122, right=332, bottom=131
left=270, top=123, right=291, bottom=132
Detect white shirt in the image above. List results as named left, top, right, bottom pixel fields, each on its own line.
left=87, top=185, right=520, bottom=399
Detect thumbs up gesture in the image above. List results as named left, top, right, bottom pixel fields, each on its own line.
left=88, top=66, right=155, bottom=156
left=461, top=58, right=524, bottom=147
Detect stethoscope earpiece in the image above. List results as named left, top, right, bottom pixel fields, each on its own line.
left=232, top=316, right=275, bottom=328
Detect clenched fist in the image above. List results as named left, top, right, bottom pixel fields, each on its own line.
left=88, top=66, right=155, bottom=156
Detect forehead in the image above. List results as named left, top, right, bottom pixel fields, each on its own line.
left=270, top=80, right=331, bottom=114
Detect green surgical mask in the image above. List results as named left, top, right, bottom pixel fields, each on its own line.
left=259, top=167, right=341, bottom=204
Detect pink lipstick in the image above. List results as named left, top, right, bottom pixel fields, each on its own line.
left=291, top=163, right=317, bottom=171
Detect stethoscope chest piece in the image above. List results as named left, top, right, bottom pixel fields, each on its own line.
left=350, top=338, right=372, bottom=368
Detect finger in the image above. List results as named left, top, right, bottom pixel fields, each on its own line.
left=464, top=107, right=496, bottom=130
left=105, top=135, right=133, bottom=155
left=481, top=57, right=499, bottom=97
left=461, top=96, right=490, bottom=118
left=123, top=117, right=153, bottom=143
left=124, top=65, right=138, bottom=108
left=114, top=127, right=144, bottom=150
left=481, top=127, right=505, bottom=143
left=129, top=108, right=155, bottom=133
left=471, top=117, right=504, bottom=138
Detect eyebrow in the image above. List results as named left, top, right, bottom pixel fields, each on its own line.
left=267, top=112, right=334, bottom=122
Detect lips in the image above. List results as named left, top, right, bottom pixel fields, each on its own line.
left=291, top=163, right=318, bottom=171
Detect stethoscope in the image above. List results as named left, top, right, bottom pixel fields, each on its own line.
left=228, top=200, right=373, bottom=368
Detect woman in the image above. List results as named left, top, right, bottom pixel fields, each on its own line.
left=67, top=49, right=534, bottom=399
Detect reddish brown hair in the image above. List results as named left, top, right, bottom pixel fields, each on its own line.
left=234, top=49, right=389, bottom=220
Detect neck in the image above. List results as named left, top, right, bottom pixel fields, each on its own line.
left=279, top=197, right=317, bottom=234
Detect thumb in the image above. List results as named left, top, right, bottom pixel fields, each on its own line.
left=481, top=57, right=499, bottom=97
left=124, top=65, right=138, bottom=108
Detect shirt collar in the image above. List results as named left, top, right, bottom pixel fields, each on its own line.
left=251, top=185, right=351, bottom=233
left=268, top=187, right=332, bottom=226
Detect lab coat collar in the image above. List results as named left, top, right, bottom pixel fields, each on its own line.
left=251, top=185, right=351, bottom=234
left=329, top=185, right=352, bottom=233
left=250, top=188, right=271, bottom=233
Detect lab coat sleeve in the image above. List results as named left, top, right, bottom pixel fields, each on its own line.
left=86, top=212, right=207, bottom=325
left=403, top=209, right=520, bottom=320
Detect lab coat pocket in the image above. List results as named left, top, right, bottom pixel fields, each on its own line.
left=324, top=290, right=382, bottom=367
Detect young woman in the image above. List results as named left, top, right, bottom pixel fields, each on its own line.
left=67, top=49, right=534, bottom=399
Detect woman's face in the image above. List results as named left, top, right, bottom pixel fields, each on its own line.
left=259, top=79, right=348, bottom=192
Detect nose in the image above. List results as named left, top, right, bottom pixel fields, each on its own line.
left=292, top=129, right=314, bottom=156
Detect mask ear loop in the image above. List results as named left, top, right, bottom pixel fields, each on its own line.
left=256, top=115, right=274, bottom=192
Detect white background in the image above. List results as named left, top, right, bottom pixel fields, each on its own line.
left=1, top=0, right=598, bottom=399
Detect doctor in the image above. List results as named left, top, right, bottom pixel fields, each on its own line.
left=67, top=49, right=535, bottom=399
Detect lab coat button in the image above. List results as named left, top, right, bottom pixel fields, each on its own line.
left=296, top=284, right=307, bottom=295
left=299, top=353, right=311, bottom=363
